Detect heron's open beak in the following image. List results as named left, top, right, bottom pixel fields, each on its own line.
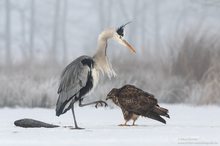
left=113, top=35, right=136, bottom=53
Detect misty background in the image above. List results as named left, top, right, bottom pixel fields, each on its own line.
left=0, top=0, right=220, bottom=108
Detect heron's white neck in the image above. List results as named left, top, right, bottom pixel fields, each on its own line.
left=93, top=29, right=116, bottom=78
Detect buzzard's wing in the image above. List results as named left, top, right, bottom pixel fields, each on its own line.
left=117, top=85, right=158, bottom=115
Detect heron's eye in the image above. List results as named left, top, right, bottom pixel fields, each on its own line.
left=116, top=26, right=124, bottom=37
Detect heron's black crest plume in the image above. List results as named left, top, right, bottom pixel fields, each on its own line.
left=116, top=21, right=132, bottom=37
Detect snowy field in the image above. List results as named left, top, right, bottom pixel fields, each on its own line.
left=0, top=104, right=219, bottom=146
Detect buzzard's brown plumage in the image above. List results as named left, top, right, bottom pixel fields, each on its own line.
left=106, top=84, right=170, bottom=126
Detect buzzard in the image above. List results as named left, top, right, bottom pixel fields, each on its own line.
left=106, top=84, right=170, bottom=126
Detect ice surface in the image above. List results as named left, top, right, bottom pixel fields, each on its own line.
left=0, top=104, right=219, bottom=146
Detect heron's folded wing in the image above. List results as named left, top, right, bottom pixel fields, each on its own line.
left=57, top=56, right=90, bottom=105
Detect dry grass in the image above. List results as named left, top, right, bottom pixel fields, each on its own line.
left=0, top=63, right=61, bottom=108
left=170, top=28, right=220, bottom=105
left=1, top=28, right=220, bottom=107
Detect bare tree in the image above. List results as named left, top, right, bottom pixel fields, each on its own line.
left=154, top=0, right=160, bottom=50
left=97, top=0, right=106, bottom=30
left=97, top=0, right=113, bottom=30
left=29, top=0, right=35, bottom=60
left=128, top=0, right=140, bottom=47
left=5, top=0, right=12, bottom=66
left=19, top=8, right=28, bottom=60
left=117, top=0, right=130, bottom=19
left=61, top=0, right=68, bottom=64
left=106, top=0, right=112, bottom=27
left=141, top=0, right=148, bottom=54
left=51, top=0, right=61, bottom=63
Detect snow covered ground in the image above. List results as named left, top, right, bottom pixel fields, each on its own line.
left=0, top=104, right=219, bottom=146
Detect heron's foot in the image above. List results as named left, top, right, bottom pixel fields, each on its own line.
left=63, top=126, right=85, bottom=130
left=131, top=124, right=138, bottom=126
left=69, top=126, right=85, bottom=130
left=95, top=100, right=108, bottom=108
left=118, top=124, right=130, bottom=126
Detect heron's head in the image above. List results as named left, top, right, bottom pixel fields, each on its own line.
left=98, top=22, right=136, bottom=54
left=113, top=22, right=136, bottom=53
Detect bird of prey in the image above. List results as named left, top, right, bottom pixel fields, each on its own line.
left=106, top=84, right=170, bottom=126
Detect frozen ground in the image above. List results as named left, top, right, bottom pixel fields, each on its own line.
left=0, top=104, right=219, bottom=146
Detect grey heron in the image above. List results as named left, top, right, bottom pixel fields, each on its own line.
left=56, top=23, right=136, bottom=129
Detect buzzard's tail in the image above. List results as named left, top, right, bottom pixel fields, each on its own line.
left=146, top=112, right=166, bottom=124
left=153, top=105, right=170, bottom=118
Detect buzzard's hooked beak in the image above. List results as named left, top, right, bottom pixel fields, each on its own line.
left=106, top=96, right=111, bottom=101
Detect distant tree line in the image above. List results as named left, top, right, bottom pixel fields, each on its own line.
left=0, top=0, right=219, bottom=66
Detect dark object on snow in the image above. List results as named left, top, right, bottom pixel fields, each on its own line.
left=14, top=118, right=59, bottom=128
left=106, top=84, right=170, bottom=126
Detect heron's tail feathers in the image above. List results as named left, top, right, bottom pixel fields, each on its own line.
left=56, top=93, right=74, bottom=116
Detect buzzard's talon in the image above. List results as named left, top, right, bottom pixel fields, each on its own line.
left=95, top=100, right=108, bottom=108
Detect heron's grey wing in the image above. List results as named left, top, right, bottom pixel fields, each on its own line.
left=58, top=62, right=89, bottom=93
left=58, top=56, right=90, bottom=93
left=56, top=56, right=91, bottom=116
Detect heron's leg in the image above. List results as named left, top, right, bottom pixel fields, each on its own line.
left=71, top=103, right=84, bottom=129
left=78, top=99, right=108, bottom=108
